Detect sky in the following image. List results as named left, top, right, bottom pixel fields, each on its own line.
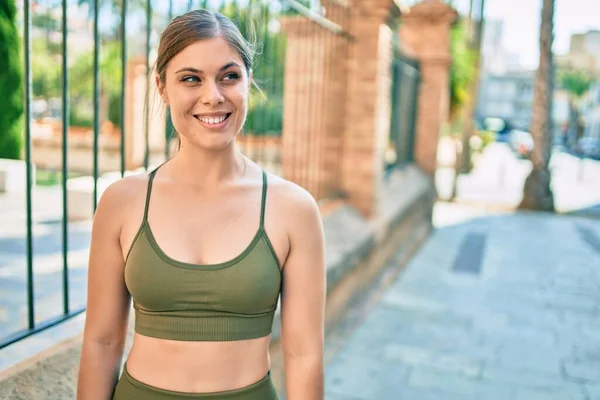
left=449, top=0, right=600, bottom=69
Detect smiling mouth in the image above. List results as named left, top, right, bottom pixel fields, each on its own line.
left=194, top=113, right=232, bottom=125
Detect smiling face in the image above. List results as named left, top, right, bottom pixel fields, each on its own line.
left=157, top=37, right=251, bottom=151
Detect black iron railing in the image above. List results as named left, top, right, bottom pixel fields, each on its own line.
left=1, top=0, right=350, bottom=350
left=389, top=44, right=421, bottom=169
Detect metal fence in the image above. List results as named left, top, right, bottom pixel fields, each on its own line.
left=279, top=1, right=351, bottom=200
left=1, top=0, right=349, bottom=349
left=388, top=44, right=421, bottom=169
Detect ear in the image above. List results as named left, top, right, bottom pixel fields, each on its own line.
left=156, top=75, right=169, bottom=105
left=248, top=69, right=254, bottom=90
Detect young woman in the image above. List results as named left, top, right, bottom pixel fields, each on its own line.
left=76, top=9, right=326, bottom=400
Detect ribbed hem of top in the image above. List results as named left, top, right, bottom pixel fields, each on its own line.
left=114, top=363, right=278, bottom=399
left=134, top=310, right=276, bottom=341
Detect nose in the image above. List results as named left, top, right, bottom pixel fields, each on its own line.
left=200, top=81, right=224, bottom=107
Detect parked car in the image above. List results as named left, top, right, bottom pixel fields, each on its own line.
left=577, top=137, right=600, bottom=160
left=509, top=130, right=534, bottom=158
left=482, top=117, right=512, bottom=143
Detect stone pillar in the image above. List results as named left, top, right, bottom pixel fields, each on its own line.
left=125, top=57, right=166, bottom=170
left=341, top=0, right=396, bottom=217
left=399, top=0, right=457, bottom=176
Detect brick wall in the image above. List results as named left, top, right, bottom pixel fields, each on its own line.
left=399, top=1, right=458, bottom=176
left=282, top=0, right=401, bottom=217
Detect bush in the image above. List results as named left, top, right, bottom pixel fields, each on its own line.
left=470, top=129, right=496, bottom=155
left=478, top=129, right=496, bottom=149
left=245, top=95, right=283, bottom=136
left=0, top=0, right=24, bottom=160
left=69, top=108, right=93, bottom=128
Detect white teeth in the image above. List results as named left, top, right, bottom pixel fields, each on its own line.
left=199, top=114, right=228, bottom=124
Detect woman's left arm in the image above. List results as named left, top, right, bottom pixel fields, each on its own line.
left=280, top=187, right=326, bottom=400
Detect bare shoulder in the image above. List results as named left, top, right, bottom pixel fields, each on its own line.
left=93, top=172, right=150, bottom=228
left=98, top=173, right=148, bottom=209
left=264, top=172, right=322, bottom=232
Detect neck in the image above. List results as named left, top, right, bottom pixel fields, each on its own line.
left=166, top=140, right=246, bottom=187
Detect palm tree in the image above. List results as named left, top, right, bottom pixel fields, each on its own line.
left=519, top=0, right=555, bottom=211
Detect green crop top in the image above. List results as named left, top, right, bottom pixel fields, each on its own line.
left=124, top=166, right=283, bottom=341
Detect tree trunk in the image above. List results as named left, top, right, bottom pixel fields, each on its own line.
left=519, top=0, right=555, bottom=211
left=457, top=0, right=485, bottom=175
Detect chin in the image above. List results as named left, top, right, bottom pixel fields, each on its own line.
left=191, top=133, right=238, bottom=151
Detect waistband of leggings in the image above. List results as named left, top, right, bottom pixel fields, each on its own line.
left=121, top=363, right=273, bottom=399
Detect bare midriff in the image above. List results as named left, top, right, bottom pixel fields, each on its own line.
left=125, top=333, right=271, bottom=393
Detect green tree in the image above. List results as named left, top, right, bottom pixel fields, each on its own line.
left=32, top=38, right=62, bottom=99
left=218, top=0, right=287, bottom=135
left=76, top=0, right=147, bottom=42
left=0, top=0, right=23, bottom=159
left=69, top=40, right=123, bottom=126
left=29, top=35, right=123, bottom=127
left=449, top=17, right=476, bottom=123
left=558, top=68, right=594, bottom=144
left=559, top=68, right=594, bottom=98
left=69, top=42, right=122, bottom=102
left=32, top=12, right=59, bottom=32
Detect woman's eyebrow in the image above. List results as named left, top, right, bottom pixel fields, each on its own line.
left=174, top=62, right=241, bottom=74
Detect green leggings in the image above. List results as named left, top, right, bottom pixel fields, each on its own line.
left=112, top=364, right=279, bottom=400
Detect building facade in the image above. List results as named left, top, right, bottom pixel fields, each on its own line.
left=476, top=71, right=570, bottom=144
left=477, top=71, right=535, bottom=131
left=480, top=19, right=523, bottom=75
left=556, top=30, right=600, bottom=74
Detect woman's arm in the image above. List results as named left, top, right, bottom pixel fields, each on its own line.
left=280, top=185, right=326, bottom=400
left=77, top=180, right=134, bottom=400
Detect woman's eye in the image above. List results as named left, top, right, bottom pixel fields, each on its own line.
left=181, top=76, right=200, bottom=83
left=223, top=72, right=240, bottom=81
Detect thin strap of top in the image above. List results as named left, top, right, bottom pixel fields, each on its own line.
left=143, top=166, right=267, bottom=226
left=260, top=170, right=268, bottom=229
left=143, top=167, right=159, bottom=223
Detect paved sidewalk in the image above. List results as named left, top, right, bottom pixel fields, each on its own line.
left=0, top=186, right=90, bottom=341
left=324, top=202, right=600, bottom=399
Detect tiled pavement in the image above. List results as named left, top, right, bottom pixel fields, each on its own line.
left=325, top=203, right=600, bottom=400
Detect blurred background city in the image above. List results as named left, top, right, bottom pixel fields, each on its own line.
left=0, top=0, right=599, bottom=398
